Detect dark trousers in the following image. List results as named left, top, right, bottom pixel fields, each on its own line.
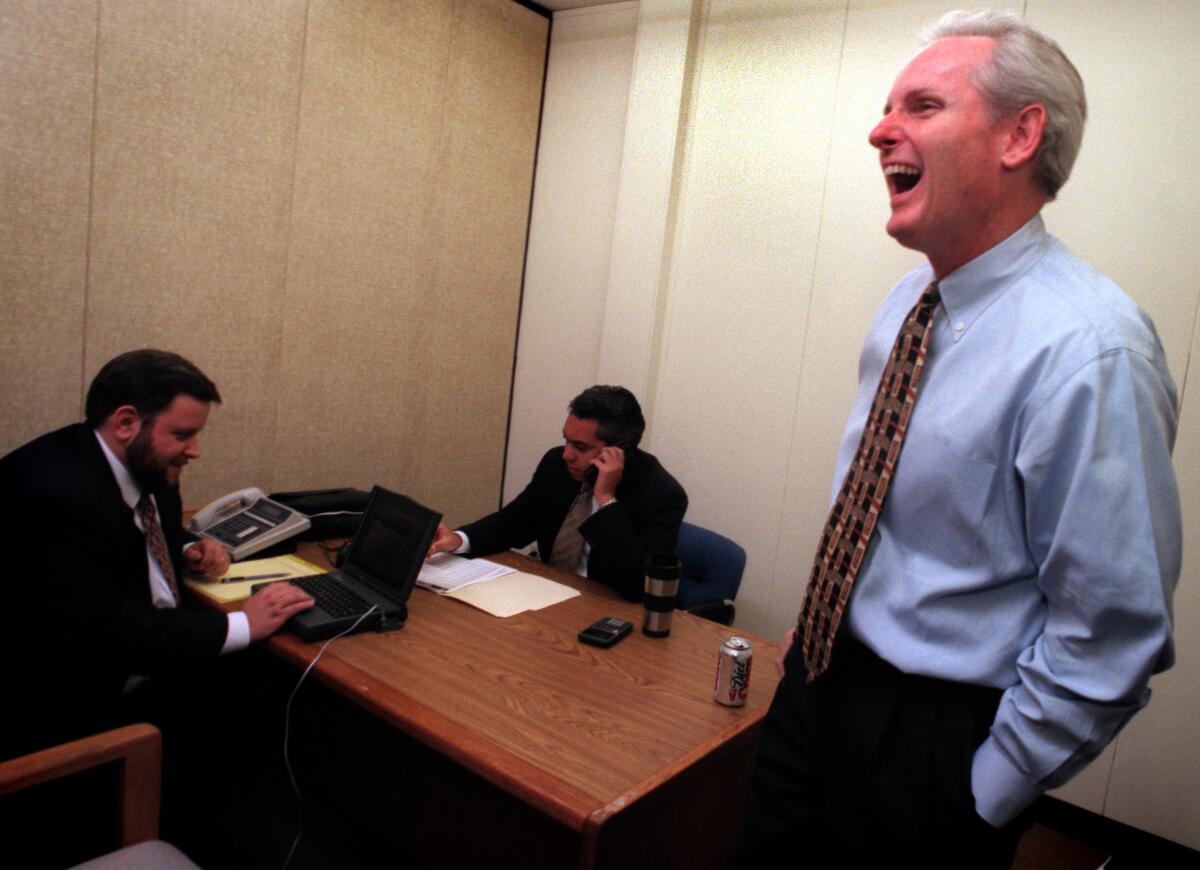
left=731, top=637, right=1030, bottom=868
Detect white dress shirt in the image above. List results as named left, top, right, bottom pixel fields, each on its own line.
left=94, top=431, right=249, bottom=654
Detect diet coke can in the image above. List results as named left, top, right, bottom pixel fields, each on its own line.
left=714, top=636, right=753, bottom=706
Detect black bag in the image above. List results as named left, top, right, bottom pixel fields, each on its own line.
left=268, top=488, right=370, bottom=540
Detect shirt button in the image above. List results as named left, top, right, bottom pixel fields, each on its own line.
left=954, top=322, right=965, bottom=332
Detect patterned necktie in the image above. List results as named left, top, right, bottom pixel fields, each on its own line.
left=549, top=483, right=592, bottom=572
left=798, top=282, right=941, bottom=683
left=137, top=493, right=179, bottom=603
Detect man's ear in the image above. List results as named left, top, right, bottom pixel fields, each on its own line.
left=109, top=405, right=144, bottom=446
left=1000, top=103, right=1047, bottom=171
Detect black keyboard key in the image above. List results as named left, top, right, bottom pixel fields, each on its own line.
left=291, top=574, right=371, bottom=619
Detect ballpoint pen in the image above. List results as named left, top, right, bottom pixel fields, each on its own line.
left=221, top=572, right=289, bottom=584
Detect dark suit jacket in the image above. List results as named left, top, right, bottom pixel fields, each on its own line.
left=459, top=446, right=687, bottom=600
left=0, top=423, right=228, bottom=756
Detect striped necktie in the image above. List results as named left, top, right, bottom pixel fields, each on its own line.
left=798, top=282, right=941, bottom=682
left=137, top=493, right=179, bottom=603
left=549, top=484, right=592, bottom=572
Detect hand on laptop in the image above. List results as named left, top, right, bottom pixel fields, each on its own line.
left=243, top=582, right=315, bottom=641
left=427, top=522, right=464, bottom=559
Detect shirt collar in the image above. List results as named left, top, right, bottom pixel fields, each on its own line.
left=936, top=214, right=1051, bottom=341
left=94, top=429, right=142, bottom=510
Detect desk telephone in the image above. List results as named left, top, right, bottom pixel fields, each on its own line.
left=188, top=487, right=311, bottom=561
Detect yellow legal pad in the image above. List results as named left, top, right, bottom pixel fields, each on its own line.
left=184, top=554, right=325, bottom=603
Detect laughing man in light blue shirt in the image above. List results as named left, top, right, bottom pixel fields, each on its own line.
left=737, top=10, right=1180, bottom=867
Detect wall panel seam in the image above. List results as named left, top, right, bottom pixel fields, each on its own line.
left=643, top=0, right=707, bottom=442
left=500, top=14, right=554, bottom=511
left=269, top=0, right=314, bottom=495
left=1176, top=285, right=1200, bottom=411
left=79, top=0, right=104, bottom=415
left=768, top=0, right=851, bottom=601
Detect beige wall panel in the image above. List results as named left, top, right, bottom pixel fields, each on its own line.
left=1024, top=0, right=1200, bottom=846
left=411, top=0, right=548, bottom=522
left=1031, top=0, right=1199, bottom=388
left=765, top=0, right=951, bottom=645
left=647, top=0, right=844, bottom=635
left=0, top=0, right=96, bottom=451
left=1103, top=318, right=1200, bottom=849
left=506, top=3, right=639, bottom=506
left=596, top=0, right=695, bottom=400
left=271, top=0, right=454, bottom=505
left=83, top=0, right=307, bottom=504
left=273, top=0, right=546, bottom=524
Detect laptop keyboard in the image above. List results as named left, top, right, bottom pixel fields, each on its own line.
left=291, top=574, right=371, bottom=618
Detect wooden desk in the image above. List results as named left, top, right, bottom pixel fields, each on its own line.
left=221, top=544, right=779, bottom=869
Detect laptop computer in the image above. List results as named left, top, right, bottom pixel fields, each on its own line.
left=272, top=485, right=441, bottom=642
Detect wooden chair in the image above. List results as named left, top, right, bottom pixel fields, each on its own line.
left=0, top=723, right=199, bottom=868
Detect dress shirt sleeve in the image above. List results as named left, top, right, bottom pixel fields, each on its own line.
left=458, top=455, right=557, bottom=557
left=221, top=611, right=250, bottom=653
left=971, top=348, right=1181, bottom=826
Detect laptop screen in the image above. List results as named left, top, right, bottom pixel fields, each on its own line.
left=343, top=487, right=440, bottom=596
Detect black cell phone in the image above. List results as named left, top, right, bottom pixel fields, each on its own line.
left=578, top=616, right=633, bottom=648
left=584, top=444, right=629, bottom=487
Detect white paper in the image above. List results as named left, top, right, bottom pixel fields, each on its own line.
left=443, top=571, right=580, bottom=618
left=416, top=553, right=515, bottom=592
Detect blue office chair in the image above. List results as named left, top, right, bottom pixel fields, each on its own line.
left=675, top=522, right=746, bottom=626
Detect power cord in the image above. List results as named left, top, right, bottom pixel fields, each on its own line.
left=279, top=604, right=379, bottom=870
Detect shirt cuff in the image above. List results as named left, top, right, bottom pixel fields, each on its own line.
left=591, top=495, right=617, bottom=512
left=221, top=611, right=251, bottom=654
left=971, top=735, right=1042, bottom=827
left=454, top=530, right=471, bottom=554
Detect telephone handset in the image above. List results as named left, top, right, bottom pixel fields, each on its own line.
left=188, top=487, right=311, bottom=561
left=583, top=444, right=630, bottom=488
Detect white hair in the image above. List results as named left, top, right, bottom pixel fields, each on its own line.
left=922, top=9, right=1086, bottom=200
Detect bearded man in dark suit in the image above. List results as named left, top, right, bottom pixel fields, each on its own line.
left=0, top=349, right=312, bottom=759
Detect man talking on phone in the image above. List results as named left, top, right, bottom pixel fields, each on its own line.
left=427, top=385, right=687, bottom=600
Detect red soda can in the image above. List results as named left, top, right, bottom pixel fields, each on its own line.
left=714, top=636, right=753, bottom=706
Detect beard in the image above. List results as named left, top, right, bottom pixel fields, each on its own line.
left=125, top=424, right=173, bottom=493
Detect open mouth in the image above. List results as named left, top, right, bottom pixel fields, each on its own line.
left=884, top=164, right=921, bottom=194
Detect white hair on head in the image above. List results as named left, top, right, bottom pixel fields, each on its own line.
left=921, top=8, right=1086, bottom=200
